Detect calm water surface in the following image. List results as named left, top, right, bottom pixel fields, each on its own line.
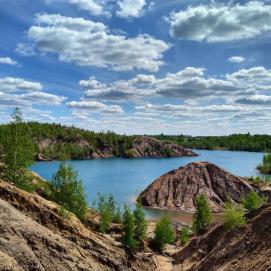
left=31, top=149, right=264, bottom=224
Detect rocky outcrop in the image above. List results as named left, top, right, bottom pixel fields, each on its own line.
left=173, top=203, right=271, bottom=271
left=37, top=136, right=197, bottom=160
left=130, top=137, right=197, bottom=158
left=0, top=180, right=158, bottom=271
left=138, top=162, right=268, bottom=213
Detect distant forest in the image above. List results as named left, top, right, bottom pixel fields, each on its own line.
left=153, top=134, right=271, bottom=152
left=0, top=122, right=270, bottom=162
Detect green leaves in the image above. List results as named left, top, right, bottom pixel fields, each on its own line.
left=242, top=191, right=267, bottom=211
left=1, top=108, right=35, bottom=185
left=223, top=201, right=246, bottom=230
left=154, top=215, right=175, bottom=251
left=51, top=162, right=88, bottom=222
left=192, top=194, right=212, bottom=234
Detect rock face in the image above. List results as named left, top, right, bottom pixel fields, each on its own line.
left=138, top=162, right=260, bottom=213
left=131, top=137, right=197, bottom=158
left=37, top=136, right=197, bottom=160
left=173, top=203, right=271, bottom=271
left=0, top=180, right=157, bottom=271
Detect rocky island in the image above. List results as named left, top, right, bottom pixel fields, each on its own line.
left=138, top=162, right=271, bottom=213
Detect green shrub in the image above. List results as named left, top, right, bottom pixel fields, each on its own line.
left=242, top=191, right=267, bottom=211
left=223, top=201, right=246, bottom=230
left=58, top=205, right=71, bottom=219
left=51, top=162, right=88, bottom=222
left=154, top=215, right=175, bottom=251
left=180, top=226, right=190, bottom=245
left=133, top=203, right=147, bottom=241
left=193, top=194, right=212, bottom=234
left=122, top=205, right=138, bottom=251
left=257, top=153, right=271, bottom=174
left=113, top=207, right=122, bottom=224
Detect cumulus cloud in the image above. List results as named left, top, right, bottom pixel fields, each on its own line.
left=79, top=66, right=271, bottom=102
left=67, top=100, right=124, bottom=113
left=228, top=56, right=245, bottom=63
left=79, top=75, right=155, bottom=101
left=116, top=0, right=146, bottom=18
left=235, top=94, right=271, bottom=105
left=67, top=0, right=105, bottom=16
left=0, top=57, right=18, bottom=65
left=0, top=77, right=66, bottom=106
left=26, top=14, right=169, bottom=72
left=170, top=1, right=271, bottom=42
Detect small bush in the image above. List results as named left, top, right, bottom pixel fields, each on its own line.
left=223, top=201, right=246, bottom=230
left=257, top=153, right=271, bottom=174
left=154, top=215, right=175, bottom=251
left=193, top=194, right=212, bottom=234
left=133, top=203, right=147, bottom=241
left=51, top=162, right=88, bottom=222
left=242, top=191, right=267, bottom=211
left=122, top=205, right=138, bottom=251
left=180, top=226, right=190, bottom=245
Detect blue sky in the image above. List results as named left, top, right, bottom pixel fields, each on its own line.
left=0, top=0, right=271, bottom=135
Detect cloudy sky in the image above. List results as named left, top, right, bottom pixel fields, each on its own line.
left=0, top=0, right=271, bottom=135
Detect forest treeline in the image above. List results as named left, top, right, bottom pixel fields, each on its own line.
left=153, top=134, right=271, bottom=152
left=0, top=122, right=271, bottom=161
left=0, top=122, right=134, bottom=160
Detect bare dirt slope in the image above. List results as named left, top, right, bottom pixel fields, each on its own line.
left=173, top=203, right=271, bottom=271
left=0, top=180, right=157, bottom=271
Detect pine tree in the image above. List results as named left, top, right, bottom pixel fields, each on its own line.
left=122, top=205, right=138, bottom=251
left=133, top=203, right=147, bottom=241
left=193, top=194, right=212, bottom=234
left=2, top=108, right=34, bottom=189
left=154, top=215, right=175, bottom=251
left=51, top=162, right=88, bottom=222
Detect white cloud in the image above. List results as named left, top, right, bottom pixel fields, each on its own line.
left=0, top=77, right=66, bottom=106
left=15, top=43, right=35, bottom=56
left=67, top=0, right=105, bottom=16
left=80, top=75, right=155, bottom=101
left=228, top=56, right=245, bottom=63
left=235, top=94, right=271, bottom=105
left=170, top=1, right=271, bottom=42
left=26, top=14, right=169, bottom=72
left=67, top=100, right=124, bottom=113
left=0, top=57, right=18, bottom=65
left=116, top=0, right=146, bottom=18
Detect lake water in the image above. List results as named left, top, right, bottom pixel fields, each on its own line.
left=31, top=149, right=264, bottom=224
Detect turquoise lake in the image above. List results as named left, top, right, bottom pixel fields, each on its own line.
left=31, top=149, right=265, bottom=223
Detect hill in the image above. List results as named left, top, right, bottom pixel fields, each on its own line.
left=138, top=162, right=271, bottom=212
left=0, top=122, right=197, bottom=161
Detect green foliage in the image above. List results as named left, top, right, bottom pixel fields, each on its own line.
left=95, top=193, right=123, bottom=232
left=51, top=162, right=88, bottom=222
left=153, top=133, right=271, bottom=153
left=113, top=207, right=122, bottom=224
left=223, top=201, right=246, bottom=230
left=257, top=153, right=271, bottom=174
left=180, top=226, right=190, bottom=245
left=193, top=194, right=212, bottom=234
left=154, top=215, right=175, bottom=251
left=122, top=205, right=138, bottom=251
left=58, top=205, right=71, bottom=219
left=0, top=121, right=134, bottom=161
left=1, top=108, right=35, bottom=186
left=97, top=193, right=114, bottom=233
left=133, top=203, right=147, bottom=241
left=242, top=191, right=267, bottom=211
